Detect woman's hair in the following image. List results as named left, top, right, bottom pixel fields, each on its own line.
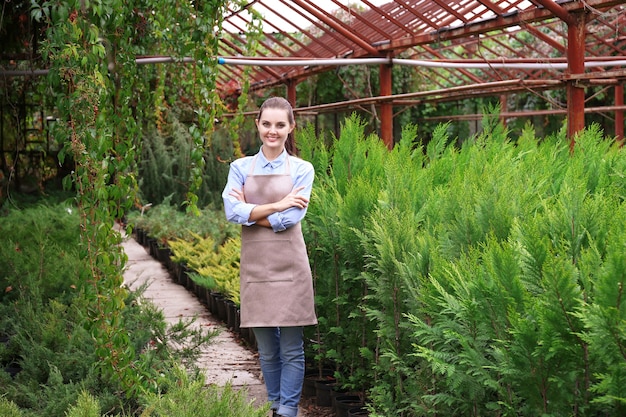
left=258, top=97, right=298, bottom=156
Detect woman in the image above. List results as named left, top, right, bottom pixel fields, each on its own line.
left=222, top=97, right=316, bottom=417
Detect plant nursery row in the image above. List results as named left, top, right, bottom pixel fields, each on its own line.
left=134, top=222, right=369, bottom=417
left=128, top=115, right=626, bottom=417
left=3, top=113, right=626, bottom=417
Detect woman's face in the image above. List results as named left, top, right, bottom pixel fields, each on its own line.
left=255, top=107, right=294, bottom=156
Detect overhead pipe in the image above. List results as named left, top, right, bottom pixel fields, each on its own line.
left=217, top=56, right=626, bottom=70
left=217, top=56, right=392, bottom=66
left=3, top=56, right=626, bottom=77
left=0, top=69, right=50, bottom=76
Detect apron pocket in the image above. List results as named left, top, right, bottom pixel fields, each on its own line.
left=241, top=238, right=294, bottom=283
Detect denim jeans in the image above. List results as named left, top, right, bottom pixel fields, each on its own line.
left=252, top=327, right=305, bottom=417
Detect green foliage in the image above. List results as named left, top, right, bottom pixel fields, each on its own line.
left=0, top=202, right=221, bottom=417
left=169, top=232, right=220, bottom=270
left=0, top=398, right=23, bottom=417
left=139, top=118, right=193, bottom=207
left=140, top=365, right=269, bottom=417
left=64, top=392, right=103, bottom=417
left=0, top=201, right=83, bottom=305
left=37, top=0, right=148, bottom=395
left=169, top=232, right=242, bottom=306
left=129, top=193, right=241, bottom=306
left=195, top=237, right=241, bottom=305
left=127, top=197, right=239, bottom=245
left=137, top=113, right=233, bottom=208
left=302, top=115, right=626, bottom=416
left=27, top=0, right=252, bottom=400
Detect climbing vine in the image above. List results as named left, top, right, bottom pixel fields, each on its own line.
left=30, top=0, right=259, bottom=395
left=226, top=6, right=264, bottom=159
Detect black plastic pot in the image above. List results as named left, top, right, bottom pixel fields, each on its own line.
left=216, top=296, right=228, bottom=322
left=234, top=306, right=241, bottom=333
left=242, top=327, right=257, bottom=349
left=179, top=264, right=190, bottom=288
left=173, top=262, right=183, bottom=285
left=156, top=246, right=171, bottom=267
left=315, top=378, right=337, bottom=407
left=303, top=368, right=334, bottom=398
left=334, top=395, right=363, bottom=417
left=330, top=385, right=350, bottom=408
left=147, top=238, right=157, bottom=257
left=348, top=406, right=369, bottom=417
left=134, top=228, right=145, bottom=245
left=225, top=300, right=237, bottom=330
left=209, top=292, right=223, bottom=316
left=202, top=287, right=211, bottom=306
left=194, top=284, right=209, bottom=305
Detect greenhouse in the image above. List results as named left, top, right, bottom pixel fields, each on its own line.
left=1, top=1, right=626, bottom=416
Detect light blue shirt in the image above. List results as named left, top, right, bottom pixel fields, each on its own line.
left=222, top=147, right=314, bottom=232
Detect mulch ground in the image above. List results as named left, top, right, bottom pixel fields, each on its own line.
left=299, top=396, right=336, bottom=417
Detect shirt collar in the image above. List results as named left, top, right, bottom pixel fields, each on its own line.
left=258, top=147, right=287, bottom=169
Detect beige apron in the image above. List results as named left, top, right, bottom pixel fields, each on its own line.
left=239, top=155, right=317, bottom=328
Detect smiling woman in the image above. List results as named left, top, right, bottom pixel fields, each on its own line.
left=222, top=96, right=317, bottom=417
left=255, top=106, right=295, bottom=160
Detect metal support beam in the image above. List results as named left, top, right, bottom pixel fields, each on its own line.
left=616, top=83, right=624, bottom=142
left=532, top=0, right=575, bottom=25
left=379, top=61, right=393, bottom=149
left=500, top=94, right=508, bottom=127
left=287, top=79, right=297, bottom=108
left=567, top=12, right=586, bottom=151
left=384, top=0, right=600, bottom=52
left=290, top=0, right=380, bottom=55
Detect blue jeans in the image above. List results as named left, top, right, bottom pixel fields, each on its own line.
left=253, top=327, right=305, bottom=417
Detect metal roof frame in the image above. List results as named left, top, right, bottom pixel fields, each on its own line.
left=220, top=0, right=626, bottom=147
left=1, top=0, right=624, bottom=147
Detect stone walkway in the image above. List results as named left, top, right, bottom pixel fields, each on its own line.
left=120, top=232, right=269, bottom=409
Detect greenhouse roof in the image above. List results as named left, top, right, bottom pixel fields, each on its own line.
left=219, top=0, right=626, bottom=98
left=1, top=0, right=624, bottom=145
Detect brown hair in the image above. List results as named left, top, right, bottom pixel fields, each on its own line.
left=258, top=97, right=298, bottom=156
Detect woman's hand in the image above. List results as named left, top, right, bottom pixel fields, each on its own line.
left=274, top=186, right=308, bottom=211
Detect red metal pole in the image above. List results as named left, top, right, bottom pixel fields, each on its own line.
left=379, top=62, right=393, bottom=149
left=616, top=83, right=624, bottom=144
left=500, top=94, right=508, bottom=128
left=567, top=13, right=586, bottom=152
left=287, top=79, right=297, bottom=107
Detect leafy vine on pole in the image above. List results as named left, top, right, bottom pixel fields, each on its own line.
left=227, top=4, right=264, bottom=159
left=34, top=0, right=228, bottom=395
left=36, top=0, right=140, bottom=394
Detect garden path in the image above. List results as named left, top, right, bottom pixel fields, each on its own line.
left=118, top=230, right=331, bottom=416
left=119, top=231, right=269, bottom=409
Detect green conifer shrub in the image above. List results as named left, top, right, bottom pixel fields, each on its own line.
left=300, top=114, right=626, bottom=416
left=140, top=365, right=269, bottom=417
left=0, top=398, right=23, bottom=417
left=0, top=202, right=224, bottom=417
left=137, top=113, right=233, bottom=209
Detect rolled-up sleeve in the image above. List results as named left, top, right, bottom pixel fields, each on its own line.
left=222, top=154, right=315, bottom=231
left=222, top=158, right=256, bottom=226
